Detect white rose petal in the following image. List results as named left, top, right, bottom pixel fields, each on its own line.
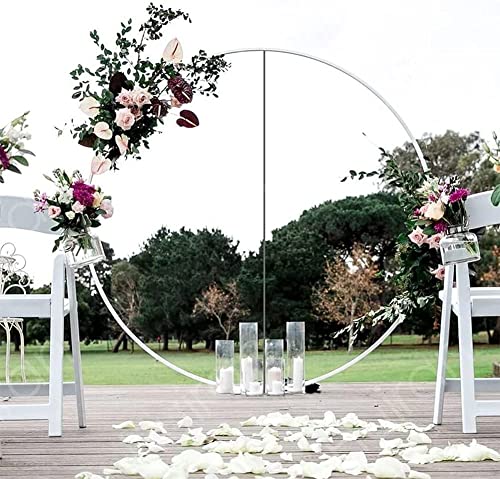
left=287, top=464, right=304, bottom=479
left=163, top=466, right=189, bottom=479
left=123, top=434, right=145, bottom=444
left=139, top=421, right=167, bottom=434
left=207, top=423, right=242, bottom=437
left=380, top=438, right=404, bottom=450
left=406, top=430, right=432, bottom=445
left=253, top=426, right=279, bottom=437
left=408, top=470, right=431, bottom=479
left=178, top=416, right=193, bottom=428
left=265, top=461, right=284, bottom=474
left=280, top=452, right=293, bottom=462
left=75, top=473, right=104, bottom=479
left=301, top=460, right=333, bottom=479
left=148, top=429, right=174, bottom=445
left=365, top=457, right=410, bottom=478
left=340, top=451, right=368, bottom=476
left=113, top=455, right=167, bottom=476
left=241, top=416, right=258, bottom=426
left=178, top=432, right=208, bottom=447
left=229, top=453, right=267, bottom=475
left=399, top=446, right=429, bottom=464
left=102, top=469, right=121, bottom=476
left=297, top=436, right=322, bottom=454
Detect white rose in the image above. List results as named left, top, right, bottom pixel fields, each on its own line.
left=424, top=200, right=445, bottom=221
left=94, top=122, right=113, bottom=140
left=65, top=211, right=76, bottom=220
left=79, top=96, right=100, bottom=118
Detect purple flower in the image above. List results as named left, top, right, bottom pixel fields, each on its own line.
left=0, top=145, right=10, bottom=170
left=434, top=220, right=447, bottom=233
left=448, top=188, right=470, bottom=204
left=428, top=193, right=438, bottom=202
left=72, top=180, right=96, bottom=207
left=34, top=192, right=48, bottom=213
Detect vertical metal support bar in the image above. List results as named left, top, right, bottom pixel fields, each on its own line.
left=262, top=50, right=267, bottom=393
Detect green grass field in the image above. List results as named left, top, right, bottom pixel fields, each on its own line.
left=1, top=334, right=499, bottom=385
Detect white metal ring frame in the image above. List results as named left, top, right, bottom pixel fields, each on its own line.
left=91, top=48, right=428, bottom=386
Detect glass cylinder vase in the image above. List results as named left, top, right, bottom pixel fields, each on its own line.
left=440, top=226, right=480, bottom=266
left=286, top=321, right=305, bottom=394
left=215, top=340, right=234, bottom=394
left=265, top=339, right=284, bottom=396
left=239, top=322, right=262, bottom=395
left=63, top=232, right=105, bottom=270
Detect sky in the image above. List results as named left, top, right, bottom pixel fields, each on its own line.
left=1, top=0, right=500, bottom=285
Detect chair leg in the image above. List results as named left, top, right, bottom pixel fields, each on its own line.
left=433, top=265, right=454, bottom=425
left=67, top=266, right=86, bottom=428
left=456, top=263, right=477, bottom=434
left=48, top=299, right=64, bottom=437
left=4, top=321, right=11, bottom=383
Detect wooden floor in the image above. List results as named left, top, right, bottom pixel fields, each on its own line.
left=1, top=383, right=500, bottom=478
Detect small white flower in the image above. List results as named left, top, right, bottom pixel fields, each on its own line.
left=177, top=416, right=193, bottom=428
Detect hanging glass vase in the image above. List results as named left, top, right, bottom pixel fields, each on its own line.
left=62, top=231, right=105, bottom=270
left=440, top=226, right=480, bottom=266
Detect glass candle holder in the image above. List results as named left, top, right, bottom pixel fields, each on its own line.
left=239, top=322, right=262, bottom=395
left=265, top=339, right=284, bottom=396
left=440, top=226, right=480, bottom=266
left=215, top=340, right=234, bottom=394
left=286, top=322, right=305, bottom=394
left=63, top=233, right=105, bottom=270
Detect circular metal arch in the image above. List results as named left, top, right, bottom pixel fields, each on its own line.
left=93, top=48, right=427, bottom=387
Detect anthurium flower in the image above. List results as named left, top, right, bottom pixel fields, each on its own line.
left=79, top=96, right=100, bottom=118
left=91, top=154, right=112, bottom=175
left=163, top=38, right=183, bottom=63
left=94, top=121, right=113, bottom=140
left=115, top=134, right=129, bottom=156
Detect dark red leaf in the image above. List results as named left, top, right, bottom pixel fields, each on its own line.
left=109, top=72, right=128, bottom=95
left=177, top=110, right=199, bottom=128
left=78, top=133, right=98, bottom=148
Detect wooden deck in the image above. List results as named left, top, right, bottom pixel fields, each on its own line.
left=1, top=383, right=500, bottom=478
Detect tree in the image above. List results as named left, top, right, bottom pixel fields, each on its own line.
left=312, top=244, right=382, bottom=352
left=479, top=241, right=500, bottom=344
left=136, top=227, right=242, bottom=350
left=193, top=281, right=249, bottom=340
left=390, top=130, right=499, bottom=193
left=110, top=260, right=143, bottom=352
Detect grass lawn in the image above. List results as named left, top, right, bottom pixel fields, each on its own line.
left=0, top=334, right=498, bottom=384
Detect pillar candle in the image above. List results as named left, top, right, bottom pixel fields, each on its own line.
left=241, top=356, right=254, bottom=391
left=292, top=356, right=304, bottom=392
left=217, top=366, right=234, bottom=394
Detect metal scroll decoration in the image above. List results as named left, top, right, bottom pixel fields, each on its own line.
left=92, top=48, right=428, bottom=386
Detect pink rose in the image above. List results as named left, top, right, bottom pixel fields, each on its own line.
left=115, top=108, right=135, bottom=131
left=116, top=89, right=134, bottom=106
left=418, top=203, right=430, bottom=217
left=132, top=88, right=152, bottom=107
left=408, top=226, right=428, bottom=247
left=48, top=205, right=61, bottom=218
left=72, top=201, right=85, bottom=214
left=101, top=199, right=114, bottom=219
left=91, top=154, right=111, bottom=175
left=431, top=265, right=446, bottom=281
left=426, top=233, right=443, bottom=250
left=115, top=134, right=129, bottom=156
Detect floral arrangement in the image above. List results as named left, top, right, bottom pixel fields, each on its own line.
left=337, top=154, right=466, bottom=340
left=34, top=169, right=113, bottom=252
left=69, top=3, right=229, bottom=168
left=482, top=132, right=500, bottom=206
left=407, top=176, right=471, bottom=280
left=0, top=112, right=34, bottom=183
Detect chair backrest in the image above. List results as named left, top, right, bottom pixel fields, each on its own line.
left=0, top=196, right=57, bottom=235
left=465, top=191, right=500, bottom=230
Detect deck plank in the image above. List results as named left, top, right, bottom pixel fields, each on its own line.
left=1, top=383, right=500, bottom=478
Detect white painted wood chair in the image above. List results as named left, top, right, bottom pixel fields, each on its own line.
left=433, top=191, right=500, bottom=433
left=0, top=196, right=86, bottom=436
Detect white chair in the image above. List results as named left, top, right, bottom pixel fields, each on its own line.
left=433, top=191, right=500, bottom=433
left=0, top=196, right=86, bottom=436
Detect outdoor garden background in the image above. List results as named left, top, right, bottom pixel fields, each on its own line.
left=1, top=0, right=500, bottom=388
